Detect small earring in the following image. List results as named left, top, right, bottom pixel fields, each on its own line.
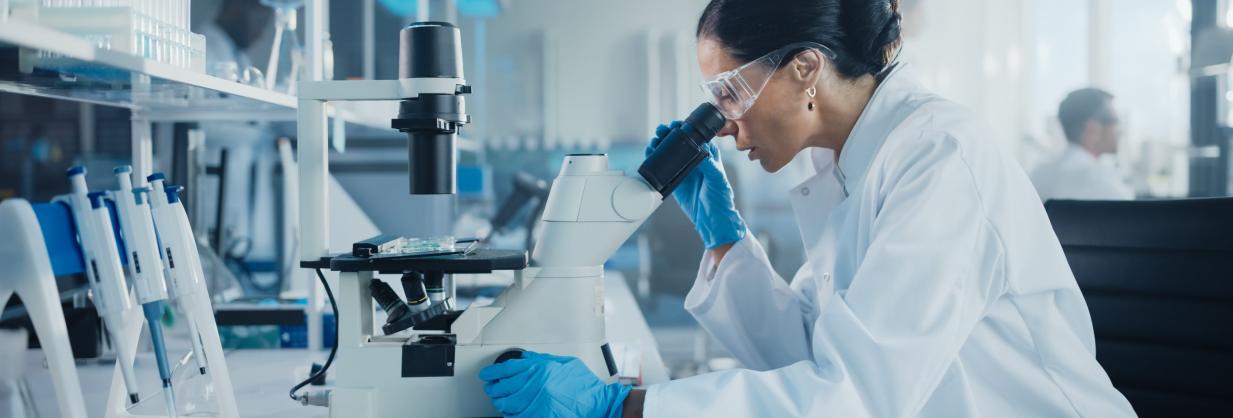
left=806, top=87, right=817, bottom=111
left=808, top=102, right=815, bottom=111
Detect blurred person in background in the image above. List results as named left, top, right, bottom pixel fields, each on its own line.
left=1031, top=88, right=1134, bottom=201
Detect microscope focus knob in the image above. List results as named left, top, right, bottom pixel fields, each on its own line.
left=494, top=349, right=525, bottom=364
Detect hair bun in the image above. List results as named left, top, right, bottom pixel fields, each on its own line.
left=838, top=0, right=902, bottom=73
left=698, top=0, right=905, bottom=78
left=867, top=9, right=902, bottom=69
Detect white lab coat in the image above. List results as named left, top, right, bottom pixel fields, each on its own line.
left=643, top=65, right=1135, bottom=417
left=1030, top=144, right=1133, bottom=201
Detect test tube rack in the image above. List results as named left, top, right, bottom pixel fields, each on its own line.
left=33, top=0, right=206, bottom=72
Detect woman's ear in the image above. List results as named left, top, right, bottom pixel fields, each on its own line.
left=791, top=49, right=825, bottom=88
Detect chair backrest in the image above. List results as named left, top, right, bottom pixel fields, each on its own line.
left=1045, top=198, right=1233, bottom=417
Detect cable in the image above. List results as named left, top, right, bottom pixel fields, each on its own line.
left=289, top=268, right=339, bottom=402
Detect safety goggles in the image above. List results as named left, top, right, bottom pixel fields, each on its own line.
left=700, top=42, right=837, bottom=120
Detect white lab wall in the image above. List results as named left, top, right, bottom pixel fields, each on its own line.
left=458, top=0, right=710, bottom=145
left=1018, top=0, right=1091, bottom=168
left=902, top=0, right=1089, bottom=170
left=902, top=0, right=1031, bottom=159
left=1105, top=1, right=1191, bottom=196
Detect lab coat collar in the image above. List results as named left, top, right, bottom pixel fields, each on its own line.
left=789, top=63, right=923, bottom=245
left=790, top=158, right=846, bottom=255
left=1064, top=143, right=1098, bottom=164
left=831, top=63, right=924, bottom=195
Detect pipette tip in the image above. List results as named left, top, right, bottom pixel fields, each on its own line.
left=162, top=382, right=178, bottom=418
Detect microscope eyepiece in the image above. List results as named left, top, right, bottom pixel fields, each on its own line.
left=637, top=102, right=728, bottom=197
left=684, top=101, right=727, bottom=136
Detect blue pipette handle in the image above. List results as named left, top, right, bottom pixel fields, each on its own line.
left=142, top=302, right=174, bottom=384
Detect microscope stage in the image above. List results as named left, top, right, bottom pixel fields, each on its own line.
left=327, top=249, right=527, bottom=274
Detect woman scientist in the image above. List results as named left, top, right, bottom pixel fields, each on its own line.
left=479, top=0, right=1136, bottom=416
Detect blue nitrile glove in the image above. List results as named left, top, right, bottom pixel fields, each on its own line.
left=479, top=351, right=631, bottom=418
left=645, top=121, right=747, bottom=249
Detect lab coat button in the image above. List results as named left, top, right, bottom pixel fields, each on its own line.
left=801, top=187, right=810, bottom=196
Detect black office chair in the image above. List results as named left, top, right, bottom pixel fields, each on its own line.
left=1045, top=198, right=1233, bottom=417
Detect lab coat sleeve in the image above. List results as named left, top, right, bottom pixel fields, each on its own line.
left=683, top=234, right=818, bottom=371
left=646, top=135, right=1004, bottom=417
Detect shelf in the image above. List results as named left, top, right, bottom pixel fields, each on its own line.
left=0, top=18, right=300, bottom=114
left=0, top=18, right=418, bottom=136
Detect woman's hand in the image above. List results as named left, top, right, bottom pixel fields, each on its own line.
left=645, top=121, right=747, bottom=252
left=479, top=351, right=631, bottom=418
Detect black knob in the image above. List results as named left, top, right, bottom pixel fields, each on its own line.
left=494, top=349, right=525, bottom=364
left=309, top=363, right=327, bottom=386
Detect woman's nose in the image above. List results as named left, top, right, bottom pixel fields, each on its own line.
left=716, top=120, right=738, bottom=137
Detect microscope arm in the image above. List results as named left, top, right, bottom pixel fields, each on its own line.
left=530, top=156, right=663, bottom=270
left=527, top=103, right=725, bottom=270
left=456, top=104, right=725, bottom=380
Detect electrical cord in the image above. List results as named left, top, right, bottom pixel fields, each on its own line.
left=289, top=268, right=339, bottom=403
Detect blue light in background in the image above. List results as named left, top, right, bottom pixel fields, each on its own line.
left=377, top=0, right=417, bottom=17
left=377, top=0, right=502, bottom=18
left=457, top=0, right=501, bottom=17
left=457, top=164, right=487, bottom=195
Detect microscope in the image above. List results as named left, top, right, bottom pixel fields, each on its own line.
left=295, top=22, right=725, bottom=418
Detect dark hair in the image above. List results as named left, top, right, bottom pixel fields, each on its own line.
left=1058, top=88, right=1114, bottom=144
left=696, top=0, right=902, bottom=78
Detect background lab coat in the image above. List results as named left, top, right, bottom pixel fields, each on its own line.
left=1030, top=144, right=1134, bottom=201
left=644, top=65, right=1136, bottom=417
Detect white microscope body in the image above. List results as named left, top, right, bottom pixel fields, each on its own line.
left=324, top=155, right=662, bottom=418
left=484, top=154, right=665, bottom=354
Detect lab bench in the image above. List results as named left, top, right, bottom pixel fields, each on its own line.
left=20, top=272, right=667, bottom=417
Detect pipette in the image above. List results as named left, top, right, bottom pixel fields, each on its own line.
left=109, top=165, right=178, bottom=418
left=63, top=166, right=143, bottom=405
left=146, top=173, right=208, bottom=375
